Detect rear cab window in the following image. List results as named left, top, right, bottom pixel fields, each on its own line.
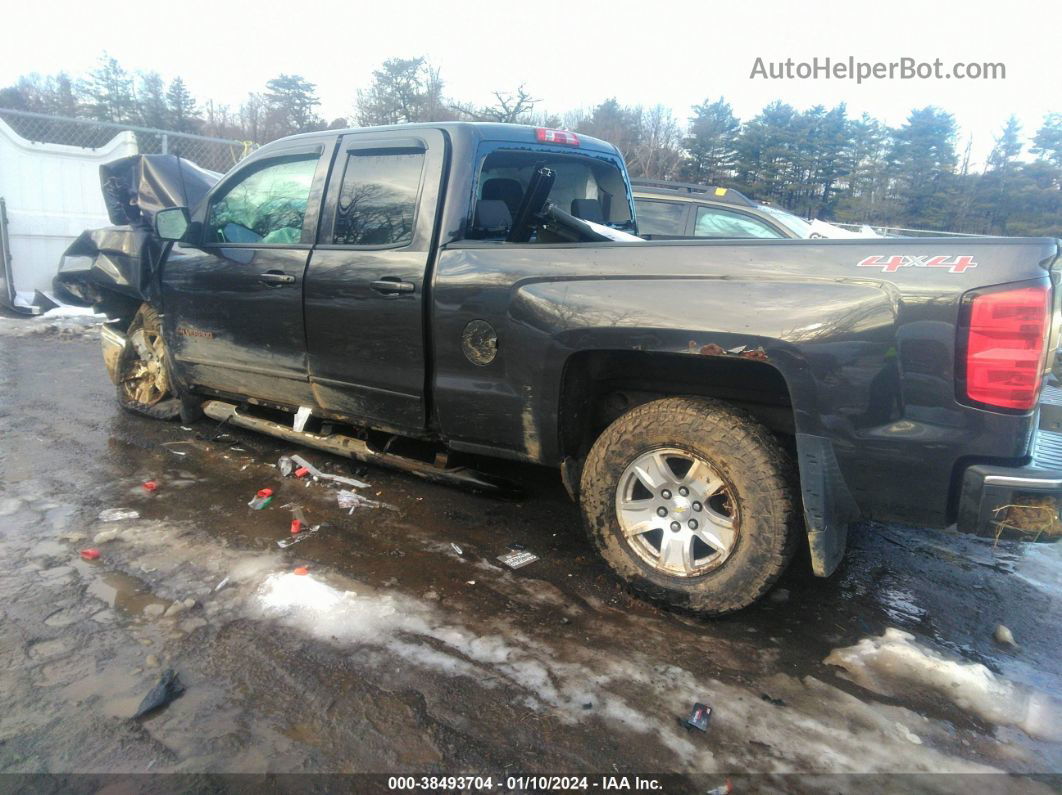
left=467, top=143, right=635, bottom=241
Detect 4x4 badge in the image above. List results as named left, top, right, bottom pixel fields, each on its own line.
left=857, top=255, right=978, bottom=274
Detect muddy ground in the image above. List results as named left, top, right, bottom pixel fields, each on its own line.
left=0, top=317, right=1060, bottom=792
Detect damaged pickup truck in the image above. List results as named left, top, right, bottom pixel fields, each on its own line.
left=56, top=123, right=1062, bottom=613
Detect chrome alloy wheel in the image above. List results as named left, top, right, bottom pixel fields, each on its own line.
left=615, top=448, right=739, bottom=577
left=120, top=328, right=170, bottom=406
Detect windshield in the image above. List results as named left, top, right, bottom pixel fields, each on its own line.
left=757, top=205, right=812, bottom=238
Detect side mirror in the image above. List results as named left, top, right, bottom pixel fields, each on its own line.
left=155, top=207, right=191, bottom=242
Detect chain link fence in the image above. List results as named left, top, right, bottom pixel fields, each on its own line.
left=0, top=108, right=252, bottom=173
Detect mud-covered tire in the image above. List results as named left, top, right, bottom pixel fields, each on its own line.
left=115, top=304, right=181, bottom=420
left=580, top=397, right=798, bottom=615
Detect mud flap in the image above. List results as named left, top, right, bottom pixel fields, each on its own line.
left=796, top=433, right=860, bottom=576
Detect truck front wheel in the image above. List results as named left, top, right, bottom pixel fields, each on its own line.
left=579, top=397, right=798, bottom=614
left=115, top=305, right=182, bottom=420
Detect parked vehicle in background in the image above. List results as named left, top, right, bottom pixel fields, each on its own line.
left=632, top=179, right=876, bottom=240
left=56, top=123, right=1062, bottom=615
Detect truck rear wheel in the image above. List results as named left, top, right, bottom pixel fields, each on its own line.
left=115, top=305, right=181, bottom=420
left=579, top=397, right=797, bottom=614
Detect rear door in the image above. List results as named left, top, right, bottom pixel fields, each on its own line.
left=162, top=140, right=334, bottom=406
left=303, top=129, right=448, bottom=432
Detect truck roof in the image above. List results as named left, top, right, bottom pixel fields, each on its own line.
left=279, top=121, right=622, bottom=157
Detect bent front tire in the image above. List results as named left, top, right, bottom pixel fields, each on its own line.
left=115, top=305, right=181, bottom=420
left=579, top=397, right=798, bottom=615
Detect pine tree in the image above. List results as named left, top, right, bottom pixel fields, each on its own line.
left=166, top=77, right=198, bottom=133
left=355, top=58, right=450, bottom=126
left=1031, top=113, right=1062, bottom=167
left=85, top=54, right=136, bottom=123
left=887, top=107, right=958, bottom=228
left=137, top=72, right=169, bottom=129
left=683, top=98, right=739, bottom=184
left=263, top=74, right=322, bottom=136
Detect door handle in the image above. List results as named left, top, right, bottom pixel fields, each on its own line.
left=259, top=270, right=295, bottom=286
left=371, top=279, right=416, bottom=295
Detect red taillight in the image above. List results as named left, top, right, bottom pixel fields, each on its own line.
left=535, top=128, right=579, bottom=146
left=964, top=284, right=1051, bottom=411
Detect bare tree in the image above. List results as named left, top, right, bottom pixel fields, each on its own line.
left=452, top=84, right=539, bottom=123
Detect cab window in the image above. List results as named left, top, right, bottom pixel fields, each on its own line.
left=333, top=150, right=424, bottom=246
left=469, top=149, right=633, bottom=240
left=206, top=155, right=319, bottom=245
left=694, top=206, right=782, bottom=239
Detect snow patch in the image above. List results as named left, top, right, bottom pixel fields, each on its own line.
left=825, top=628, right=1061, bottom=741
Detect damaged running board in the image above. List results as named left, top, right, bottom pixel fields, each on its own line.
left=201, top=400, right=519, bottom=496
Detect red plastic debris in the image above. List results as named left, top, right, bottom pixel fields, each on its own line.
left=142, top=480, right=159, bottom=492
left=80, top=548, right=101, bottom=561
left=290, top=519, right=302, bottom=535
left=294, top=466, right=310, bottom=479
left=293, top=566, right=309, bottom=576
left=256, top=488, right=274, bottom=498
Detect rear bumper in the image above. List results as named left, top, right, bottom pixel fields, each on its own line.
left=956, top=424, right=1062, bottom=540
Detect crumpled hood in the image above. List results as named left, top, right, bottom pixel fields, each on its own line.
left=100, top=154, right=219, bottom=228
left=54, top=154, right=220, bottom=308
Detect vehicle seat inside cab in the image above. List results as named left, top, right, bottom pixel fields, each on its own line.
left=482, top=178, right=524, bottom=218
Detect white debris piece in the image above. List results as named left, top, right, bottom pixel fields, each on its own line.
left=97, top=508, right=140, bottom=522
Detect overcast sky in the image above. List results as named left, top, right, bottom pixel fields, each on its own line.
left=2, top=0, right=1058, bottom=167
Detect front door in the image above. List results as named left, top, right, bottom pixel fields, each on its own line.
left=162, top=141, right=334, bottom=406
left=303, top=130, right=448, bottom=432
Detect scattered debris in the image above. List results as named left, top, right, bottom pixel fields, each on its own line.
left=582, top=702, right=593, bottom=710
left=508, top=542, right=527, bottom=551
left=132, top=669, right=185, bottom=719
left=466, top=580, right=476, bottom=585
left=993, top=624, right=1017, bottom=646
left=295, top=466, right=310, bottom=478
left=98, top=508, right=139, bottom=522
left=279, top=526, right=314, bottom=547
left=424, top=589, right=440, bottom=601
left=142, top=480, right=159, bottom=493
left=497, top=549, right=539, bottom=569
left=93, top=528, right=120, bottom=544
left=79, top=548, right=100, bottom=561
left=684, top=702, right=713, bottom=732
left=164, top=601, right=187, bottom=618
left=290, top=519, right=303, bottom=535
left=337, top=489, right=397, bottom=513
left=248, top=488, right=274, bottom=510
left=705, top=779, right=733, bottom=795
left=281, top=454, right=370, bottom=489
left=449, top=542, right=464, bottom=556
left=214, top=577, right=230, bottom=592
left=293, top=406, right=313, bottom=433
left=143, top=603, right=166, bottom=618
left=293, top=566, right=309, bottom=576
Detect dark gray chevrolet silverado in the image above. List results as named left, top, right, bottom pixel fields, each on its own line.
left=55, top=122, right=1062, bottom=613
